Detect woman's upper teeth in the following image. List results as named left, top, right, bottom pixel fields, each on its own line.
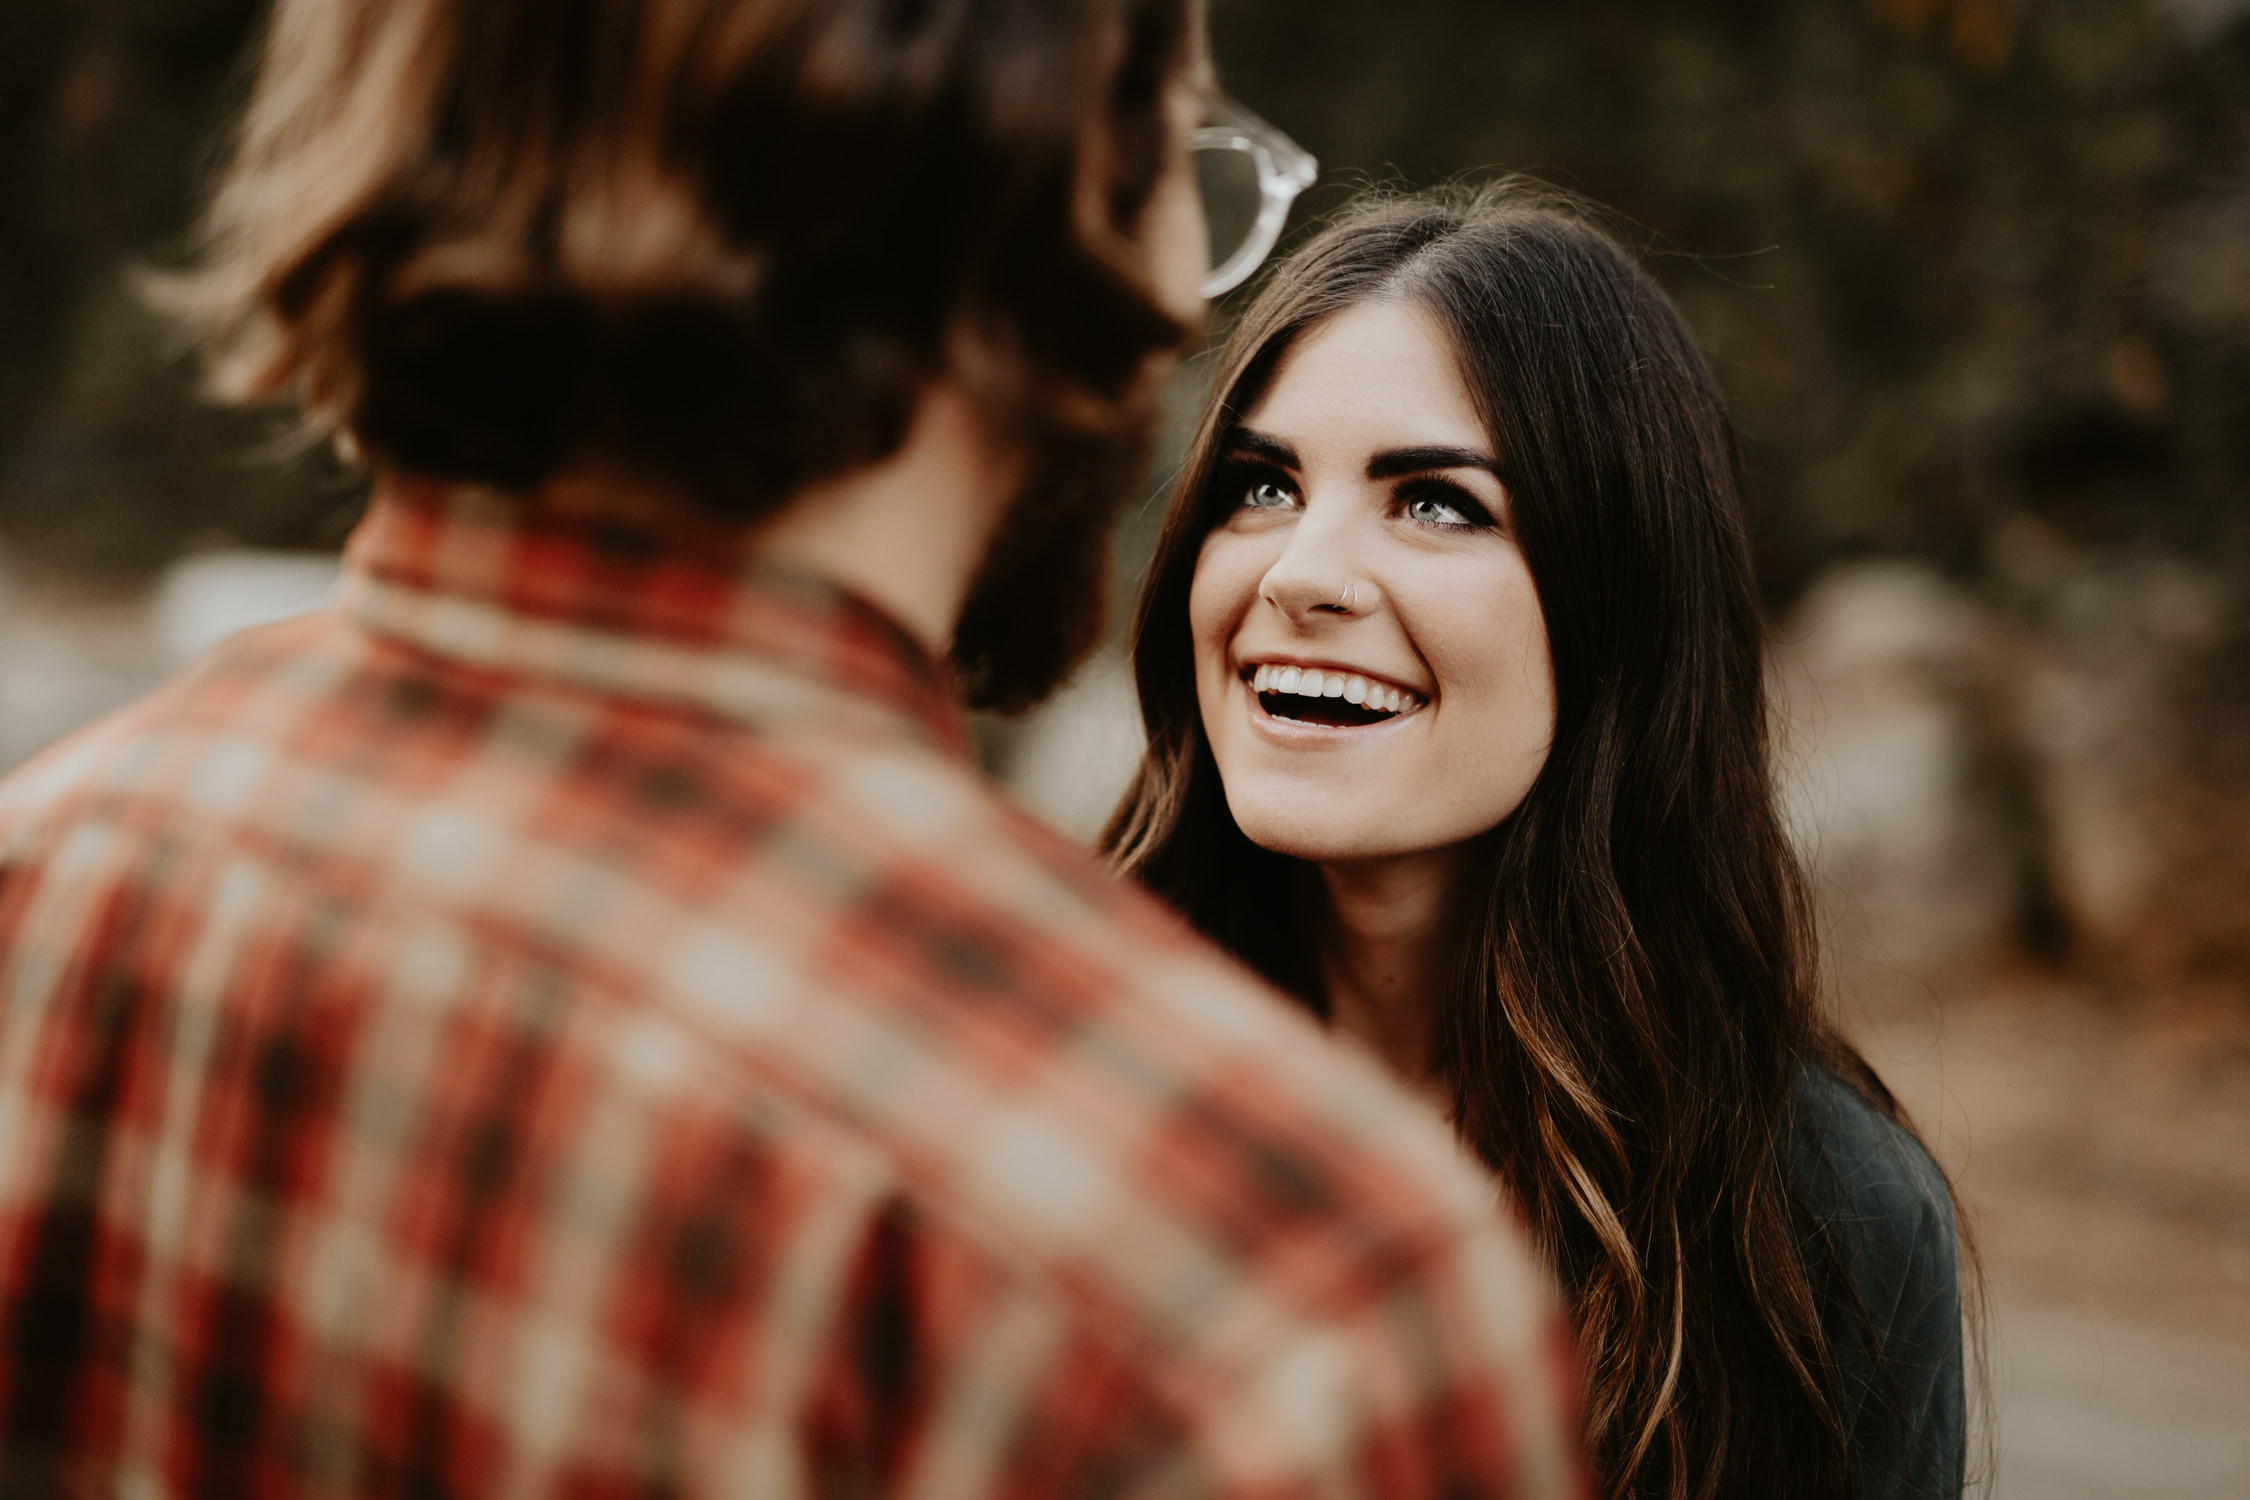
left=1249, top=663, right=1423, bottom=714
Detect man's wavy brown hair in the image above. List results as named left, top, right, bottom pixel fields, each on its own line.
left=173, top=0, right=1200, bottom=704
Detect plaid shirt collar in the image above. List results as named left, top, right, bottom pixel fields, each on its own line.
left=334, top=476, right=970, bottom=756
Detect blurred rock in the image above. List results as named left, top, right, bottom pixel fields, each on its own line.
left=2015, top=552, right=2245, bottom=979
left=0, top=545, right=338, bottom=774
left=151, top=548, right=337, bottom=662
left=1773, top=562, right=2028, bottom=997
left=1775, top=547, right=2249, bottom=999
left=0, top=557, right=167, bottom=773
left=999, top=647, right=1147, bottom=845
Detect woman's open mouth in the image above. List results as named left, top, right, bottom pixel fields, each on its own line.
left=1245, top=663, right=1425, bottom=727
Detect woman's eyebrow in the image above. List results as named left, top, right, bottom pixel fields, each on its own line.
left=1367, top=445, right=1502, bottom=479
left=1221, top=427, right=1300, bottom=469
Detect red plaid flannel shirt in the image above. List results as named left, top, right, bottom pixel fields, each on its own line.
left=0, top=480, right=1584, bottom=1497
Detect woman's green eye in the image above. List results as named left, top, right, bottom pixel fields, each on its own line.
left=1406, top=494, right=1473, bottom=526
left=1243, top=480, right=1296, bottom=509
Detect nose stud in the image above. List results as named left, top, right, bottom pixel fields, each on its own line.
left=1264, top=578, right=1364, bottom=615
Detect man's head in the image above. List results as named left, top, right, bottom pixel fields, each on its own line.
left=188, top=0, right=1210, bottom=706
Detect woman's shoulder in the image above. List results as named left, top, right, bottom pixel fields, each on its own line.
left=1787, top=1062, right=1955, bottom=1252
left=1788, top=1062, right=1966, bottom=1499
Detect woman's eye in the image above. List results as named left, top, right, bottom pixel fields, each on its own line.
left=1404, top=493, right=1476, bottom=527
left=1242, top=479, right=1298, bottom=510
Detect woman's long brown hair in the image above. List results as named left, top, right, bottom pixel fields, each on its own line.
left=1105, top=182, right=1959, bottom=1498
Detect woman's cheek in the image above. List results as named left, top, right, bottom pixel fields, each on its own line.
left=1188, top=534, right=1254, bottom=733
left=1189, top=532, right=1265, bottom=652
left=1411, top=558, right=1556, bottom=757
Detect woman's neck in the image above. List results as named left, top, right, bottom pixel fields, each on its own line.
left=1311, top=847, right=1468, bottom=1106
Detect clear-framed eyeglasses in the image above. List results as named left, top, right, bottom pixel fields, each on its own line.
left=1191, top=97, right=1318, bottom=299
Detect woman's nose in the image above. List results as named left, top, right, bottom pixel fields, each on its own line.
left=1257, top=514, right=1371, bottom=621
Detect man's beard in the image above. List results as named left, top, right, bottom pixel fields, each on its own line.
left=950, top=408, right=1157, bottom=713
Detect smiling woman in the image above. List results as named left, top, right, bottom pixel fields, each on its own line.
left=1188, top=298, right=1555, bottom=868
left=1105, top=182, right=1971, bottom=1500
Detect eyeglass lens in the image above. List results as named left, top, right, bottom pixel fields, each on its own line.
left=1193, top=144, right=1266, bottom=281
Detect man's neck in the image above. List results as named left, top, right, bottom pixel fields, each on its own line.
left=754, top=381, right=1021, bottom=654
left=1312, top=847, right=1469, bottom=1105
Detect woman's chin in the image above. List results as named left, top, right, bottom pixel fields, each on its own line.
left=1229, top=802, right=1418, bottom=866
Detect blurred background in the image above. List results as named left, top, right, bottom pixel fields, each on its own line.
left=2, top=0, right=2246, bottom=1492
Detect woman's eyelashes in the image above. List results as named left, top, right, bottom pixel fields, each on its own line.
left=1216, top=461, right=1301, bottom=516
left=1397, top=479, right=1496, bottom=531
left=1214, top=460, right=1497, bottom=531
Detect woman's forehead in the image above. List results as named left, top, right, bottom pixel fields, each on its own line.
left=1243, top=301, right=1488, bottom=456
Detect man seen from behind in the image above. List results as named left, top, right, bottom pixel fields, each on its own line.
left=0, top=0, right=1585, bottom=1493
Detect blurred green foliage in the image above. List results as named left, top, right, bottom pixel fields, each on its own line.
left=1212, top=0, right=2250, bottom=600
left=0, top=0, right=358, bottom=580
left=1, top=0, right=2245, bottom=592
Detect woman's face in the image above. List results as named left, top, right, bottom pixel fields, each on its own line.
left=1189, top=299, right=1557, bottom=864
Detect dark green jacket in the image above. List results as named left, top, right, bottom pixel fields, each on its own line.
left=1789, top=1064, right=1966, bottom=1500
